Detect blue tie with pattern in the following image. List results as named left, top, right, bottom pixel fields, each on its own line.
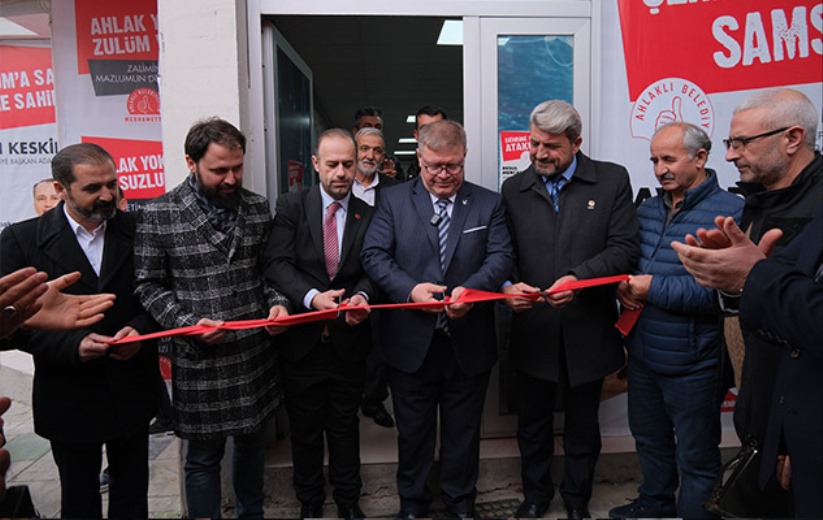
left=437, top=199, right=450, bottom=271
left=548, top=177, right=566, bottom=213
left=436, top=199, right=450, bottom=332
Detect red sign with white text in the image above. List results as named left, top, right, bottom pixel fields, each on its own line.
left=74, top=0, right=158, bottom=75
left=0, top=46, right=56, bottom=130
left=618, top=0, right=823, bottom=101
left=500, top=131, right=530, bottom=161
left=82, top=136, right=165, bottom=199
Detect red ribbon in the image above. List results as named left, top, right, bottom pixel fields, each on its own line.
left=111, top=275, right=631, bottom=345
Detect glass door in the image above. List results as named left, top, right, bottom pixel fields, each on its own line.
left=262, top=23, right=315, bottom=203
left=467, top=17, right=592, bottom=437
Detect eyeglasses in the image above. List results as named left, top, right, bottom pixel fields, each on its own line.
left=723, top=127, right=789, bottom=151
left=420, top=159, right=464, bottom=176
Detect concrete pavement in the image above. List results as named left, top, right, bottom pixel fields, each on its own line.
left=4, top=396, right=655, bottom=519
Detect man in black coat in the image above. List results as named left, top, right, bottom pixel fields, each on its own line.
left=0, top=143, right=159, bottom=518
left=264, top=128, right=375, bottom=519
left=501, top=100, right=639, bottom=519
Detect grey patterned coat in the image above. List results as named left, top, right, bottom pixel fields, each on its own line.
left=134, top=178, right=289, bottom=440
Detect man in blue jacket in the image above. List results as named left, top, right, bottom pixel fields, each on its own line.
left=610, top=123, right=744, bottom=519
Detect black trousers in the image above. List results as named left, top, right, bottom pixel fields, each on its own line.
left=362, top=349, right=389, bottom=411
left=50, top=427, right=149, bottom=518
left=281, top=339, right=365, bottom=506
left=387, top=331, right=490, bottom=516
left=517, top=370, right=603, bottom=510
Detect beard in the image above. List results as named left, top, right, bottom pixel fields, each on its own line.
left=66, top=192, right=116, bottom=222
left=195, top=170, right=241, bottom=209
left=357, top=160, right=379, bottom=178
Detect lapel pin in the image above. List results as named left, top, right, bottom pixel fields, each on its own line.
left=461, top=199, right=468, bottom=205
left=354, top=213, right=361, bottom=220
left=587, top=200, right=596, bottom=210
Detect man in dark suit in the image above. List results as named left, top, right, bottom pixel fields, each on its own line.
left=361, top=120, right=513, bottom=518
left=0, top=143, right=160, bottom=518
left=501, top=100, right=639, bottom=519
left=352, top=127, right=399, bottom=428
left=265, top=128, right=375, bottom=519
left=673, top=209, right=823, bottom=518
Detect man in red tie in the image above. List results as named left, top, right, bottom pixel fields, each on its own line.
left=264, top=128, right=375, bottom=519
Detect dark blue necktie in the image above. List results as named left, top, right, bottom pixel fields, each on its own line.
left=436, top=199, right=450, bottom=332
left=548, top=177, right=566, bottom=213
left=436, top=199, right=450, bottom=271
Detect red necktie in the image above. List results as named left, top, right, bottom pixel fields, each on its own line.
left=324, top=201, right=341, bottom=279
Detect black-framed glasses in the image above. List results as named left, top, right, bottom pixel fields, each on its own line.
left=723, top=127, right=789, bottom=151
left=420, top=159, right=464, bottom=176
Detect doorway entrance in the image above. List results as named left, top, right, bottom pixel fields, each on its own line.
left=255, top=7, right=592, bottom=440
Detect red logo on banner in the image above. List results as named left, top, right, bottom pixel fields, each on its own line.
left=74, top=0, right=159, bottom=75
left=630, top=78, right=716, bottom=140
left=500, top=131, right=530, bottom=161
left=0, top=46, right=56, bottom=130
left=618, top=0, right=823, bottom=101
left=82, top=136, right=165, bottom=200
left=126, top=87, right=160, bottom=115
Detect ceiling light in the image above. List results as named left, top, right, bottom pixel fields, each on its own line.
left=406, top=115, right=416, bottom=123
left=394, top=151, right=417, bottom=156
left=437, top=20, right=463, bottom=46
left=398, top=138, right=417, bottom=144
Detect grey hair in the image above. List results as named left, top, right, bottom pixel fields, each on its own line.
left=355, top=127, right=385, bottom=146
left=417, top=120, right=466, bottom=152
left=530, top=100, right=582, bottom=142
left=733, top=88, right=818, bottom=149
left=655, top=122, right=711, bottom=159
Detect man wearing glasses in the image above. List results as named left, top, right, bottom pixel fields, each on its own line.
left=361, top=120, right=512, bottom=519
left=718, top=87, right=821, bottom=510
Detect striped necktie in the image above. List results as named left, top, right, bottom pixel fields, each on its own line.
left=436, top=199, right=450, bottom=271
left=548, top=177, right=566, bottom=213
left=436, top=199, right=451, bottom=333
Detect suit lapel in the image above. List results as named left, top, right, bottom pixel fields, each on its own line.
left=306, top=186, right=326, bottom=274
left=38, top=205, right=98, bottom=291
left=339, top=198, right=363, bottom=270
left=443, top=185, right=471, bottom=271
left=98, top=213, right=131, bottom=289
left=521, top=166, right=552, bottom=206
left=411, top=180, right=440, bottom=255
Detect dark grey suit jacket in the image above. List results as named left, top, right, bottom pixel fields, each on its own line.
left=501, top=152, right=639, bottom=386
left=361, top=177, right=513, bottom=376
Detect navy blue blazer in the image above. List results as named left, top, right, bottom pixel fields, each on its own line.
left=740, top=207, right=822, bottom=512
left=361, top=177, right=513, bottom=376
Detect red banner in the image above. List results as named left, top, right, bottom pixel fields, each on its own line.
left=0, top=46, right=56, bottom=131
left=81, top=136, right=165, bottom=199
left=618, top=0, right=823, bottom=102
left=74, top=0, right=159, bottom=75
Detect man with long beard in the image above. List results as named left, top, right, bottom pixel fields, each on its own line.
left=135, top=118, right=290, bottom=519
left=0, top=143, right=160, bottom=518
